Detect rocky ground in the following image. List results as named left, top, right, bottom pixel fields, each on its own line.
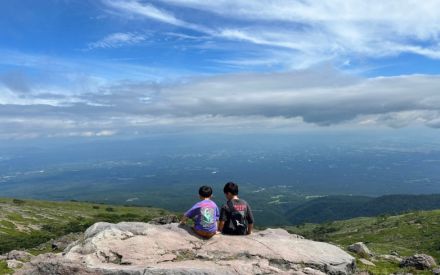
left=14, top=222, right=356, bottom=275
left=3, top=213, right=439, bottom=274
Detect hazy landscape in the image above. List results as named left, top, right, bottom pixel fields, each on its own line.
left=1, top=130, right=440, bottom=226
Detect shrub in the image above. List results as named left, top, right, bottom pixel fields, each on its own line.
left=0, top=231, right=53, bottom=254
left=12, top=199, right=25, bottom=205
left=94, top=213, right=123, bottom=223
left=93, top=213, right=142, bottom=223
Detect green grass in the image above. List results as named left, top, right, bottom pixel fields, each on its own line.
left=0, top=260, right=12, bottom=275
left=355, top=258, right=432, bottom=275
left=0, top=197, right=173, bottom=255
left=286, top=209, right=440, bottom=274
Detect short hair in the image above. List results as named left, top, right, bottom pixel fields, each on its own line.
left=223, top=182, right=239, bottom=195
left=199, top=186, right=213, bottom=198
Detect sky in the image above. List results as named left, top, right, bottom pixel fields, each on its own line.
left=1, top=0, right=440, bottom=140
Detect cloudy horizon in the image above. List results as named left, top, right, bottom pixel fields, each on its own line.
left=1, top=1, right=440, bottom=140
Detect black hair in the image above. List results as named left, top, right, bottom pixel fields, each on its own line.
left=199, top=186, right=213, bottom=198
left=223, top=182, right=239, bottom=195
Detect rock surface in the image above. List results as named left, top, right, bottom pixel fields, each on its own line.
left=347, top=243, right=372, bottom=258
left=375, top=254, right=402, bottom=264
left=6, top=250, right=33, bottom=262
left=7, top=259, right=24, bottom=269
left=399, top=254, right=437, bottom=270
left=358, top=258, right=375, bottom=267
left=18, top=222, right=356, bottom=275
left=148, top=215, right=180, bottom=225
left=51, top=232, right=83, bottom=251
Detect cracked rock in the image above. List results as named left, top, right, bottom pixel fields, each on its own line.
left=17, top=222, right=356, bottom=274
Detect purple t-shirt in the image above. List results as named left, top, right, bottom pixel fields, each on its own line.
left=184, top=199, right=219, bottom=233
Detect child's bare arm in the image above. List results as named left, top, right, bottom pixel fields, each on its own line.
left=218, top=221, right=225, bottom=232
left=247, top=223, right=253, bottom=235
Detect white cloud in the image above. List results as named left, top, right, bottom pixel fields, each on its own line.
left=159, top=0, right=440, bottom=40
left=139, top=71, right=440, bottom=127
left=87, top=32, right=146, bottom=49
left=1, top=67, right=440, bottom=139
left=101, top=0, right=211, bottom=34
left=102, top=0, right=184, bottom=26
left=104, top=0, right=440, bottom=68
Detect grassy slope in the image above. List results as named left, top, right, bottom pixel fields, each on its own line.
left=0, top=198, right=171, bottom=256
left=286, top=209, right=440, bottom=274
left=0, top=260, right=12, bottom=275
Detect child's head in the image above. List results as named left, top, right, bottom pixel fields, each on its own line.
left=199, top=185, right=213, bottom=199
left=223, top=182, right=238, bottom=200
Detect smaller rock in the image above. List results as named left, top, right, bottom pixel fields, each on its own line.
left=377, top=254, right=402, bottom=264
left=0, top=255, right=7, bottom=261
left=51, top=232, right=83, bottom=251
left=359, top=258, right=376, bottom=266
left=148, top=215, right=180, bottom=225
left=7, top=250, right=33, bottom=262
left=400, top=254, right=437, bottom=270
left=348, top=242, right=373, bottom=257
left=390, top=250, right=399, bottom=256
left=433, top=267, right=440, bottom=275
left=7, top=259, right=23, bottom=269
left=302, top=267, right=326, bottom=274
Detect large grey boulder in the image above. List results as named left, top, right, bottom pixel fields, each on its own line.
left=399, top=254, right=437, bottom=270
left=19, top=222, right=356, bottom=275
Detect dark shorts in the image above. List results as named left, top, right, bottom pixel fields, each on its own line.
left=192, top=227, right=216, bottom=239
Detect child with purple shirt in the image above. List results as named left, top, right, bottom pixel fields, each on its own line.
left=180, top=186, right=219, bottom=239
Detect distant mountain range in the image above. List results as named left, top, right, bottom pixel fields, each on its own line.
left=288, top=194, right=440, bottom=224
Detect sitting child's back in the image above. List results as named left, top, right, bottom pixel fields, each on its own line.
left=182, top=186, right=219, bottom=238
left=185, top=199, right=218, bottom=232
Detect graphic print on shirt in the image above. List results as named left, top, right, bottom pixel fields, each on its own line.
left=232, top=203, right=246, bottom=227
left=200, top=207, right=215, bottom=228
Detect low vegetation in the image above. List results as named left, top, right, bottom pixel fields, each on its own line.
left=0, top=260, right=12, bottom=274
left=0, top=198, right=171, bottom=255
left=287, top=209, right=440, bottom=274
left=287, top=194, right=440, bottom=224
